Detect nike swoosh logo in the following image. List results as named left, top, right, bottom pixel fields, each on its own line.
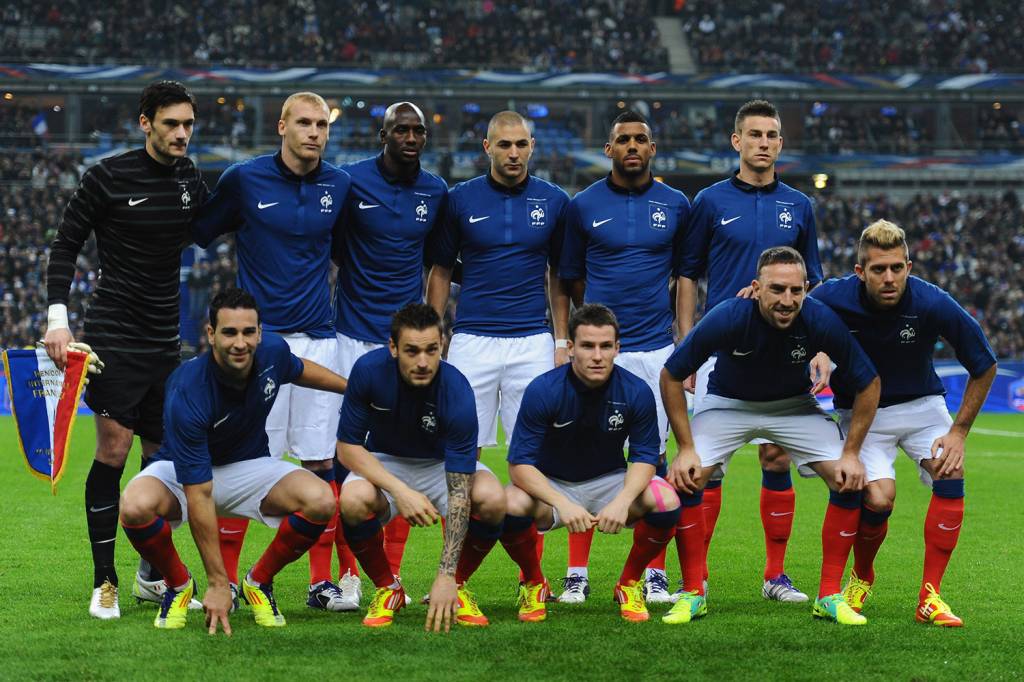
left=769, top=511, right=794, bottom=517
left=732, top=349, right=754, bottom=356
left=468, top=215, right=490, bottom=223
left=553, top=420, right=574, bottom=428
left=720, top=216, right=741, bottom=225
left=257, top=201, right=279, bottom=209
left=93, top=538, right=115, bottom=544
left=839, top=530, right=857, bottom=537
left=213, top=415, right=230, bottom=429
left=358, top=201, right=380, bottom=210
left=592, top=218, right=613, bottom=228
left=128, top=197, right=148, bottom=206
left=938, top=523, right=962, bottom=531
left=679, top=523, right=697, bottom=530
left=89, top=504, right=117, bottom=513
left=220, top=528, right=244, bottom=534
left=370, top=402, right=391, bottom=411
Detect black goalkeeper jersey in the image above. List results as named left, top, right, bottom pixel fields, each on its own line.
left=46, top=147, right=208, bottom=356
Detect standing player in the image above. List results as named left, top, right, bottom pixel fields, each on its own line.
left=43, top=81, right=208, bottom=619
left=676, top=100, right=826, bottom=602
left=193, top=92, right=360, bottom=613
left=427, top=109, right=570, bottom=457
left=336, top=304, right=506, bottom=631
left=660, top=246, right=878, bottom=626
left=555, top=110, right=690, bottom=603
left=334, top=102, right=448, bottom=586
left=810, top=220, right=996, bottom=627
left=119, top=288, right=347, bottom=632
left=498, top=304, right=682, bottom=623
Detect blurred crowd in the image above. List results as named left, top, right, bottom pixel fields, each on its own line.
left=680, top=0, right=1024, bottom=73
left=2, top=150, right=1021, bottom=360
left=1, top=0, right=667, bottom=72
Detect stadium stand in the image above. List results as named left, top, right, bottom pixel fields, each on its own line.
left=679, top=0, right=1024, bottom=73
left=1, top=0, right=668, bottom=71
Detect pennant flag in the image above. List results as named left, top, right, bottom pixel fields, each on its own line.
left=2, top=349, right=89, bottom=495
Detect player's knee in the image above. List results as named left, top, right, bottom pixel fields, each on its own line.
left=339, top=481, right=378, bottom=523
left=758, top=443, right=790, bottom=471
left=302, top=481, right=337, bottom=523
left=118, top=491, right=155, bottom=526
left=863, top=488, right=894, bottom=512
left=504, top=485, right=533, bottom=517
left=647, top=477, right=680, bottom=513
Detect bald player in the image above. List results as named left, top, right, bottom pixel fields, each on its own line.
left=334, top=102, right=449, bottom=590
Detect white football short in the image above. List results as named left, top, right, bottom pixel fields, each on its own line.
left=133, top=458, right=304, bottom=529
left=342, top=453, right=494, bottom=524
left=447, top=331, right=553, bottom=447
left=616, top=343, right=674, bottom=452
left=542, top=471, right=674, bottom=532
left=695, top=355, right=771, bottom=447
left=265, top=334, right=343, bottom=461
left=691, top=394, right=845, bottom=477
left=837, top=394, right=952, bottom=486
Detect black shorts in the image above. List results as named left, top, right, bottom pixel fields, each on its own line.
left=84, top=351, right=179, bottom=444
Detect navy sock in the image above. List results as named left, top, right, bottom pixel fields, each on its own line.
left=85, top=459, right=125, bottom=587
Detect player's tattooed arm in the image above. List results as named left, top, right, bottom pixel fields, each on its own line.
left=439, top=471, right=472, bottom=576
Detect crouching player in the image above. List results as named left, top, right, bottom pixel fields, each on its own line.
left=661, top=246, right=880, bottom=626
left=118, top=288, right=347, bottom=633
left=336, top=303, right=506, bottom=631
left=811, top=220, right=997, bottom=626
left=498, top=304, right=681, bottom=623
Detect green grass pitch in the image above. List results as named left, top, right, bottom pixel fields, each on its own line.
left=2, top=414, right=1022, bottom=681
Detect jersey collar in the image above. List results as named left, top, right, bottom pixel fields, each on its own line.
left=486, top=172, right=530, bottom=194
left=137, top=147, right=184, bottom=176
left=376, top=153, right=421, bottom=186
left=730, top=171, right=779, bottom=193
left=273, top=151, right=322, bottom=183
left=605, top=173, right=654, bottom=195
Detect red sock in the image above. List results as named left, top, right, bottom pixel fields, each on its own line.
left=852, top=505, right=890, bottom=584
left=455, top=518, right=502, bottom=584
left=675, top=502, right=707, bottom=594
left=122, top=517, right=190, bottom=588
left=620, top=520, right=674, bottom=584
left=308, top=510, right=338, bottom=585
left=345, top=519, right=395, bottom=588
left=520, top=530, right=545, bottom=582
left=501, top=518, right=545, bottom=584
left=921, top=493, right=964, bottom=601
left=384, top=515, right=411, bottom=577
left=250, top=513, right=326, bottom=585
left=218, top=516, right=249, bottom=585
left=818, top=499, right=860, bottom=598
left=760, top=487, right=795, bottom=580
left=701, top=484, right=722, bottom=580
left=332, top=482, right=360, bottom=578
left=647, top=545, right=668, bottom=572
left=567, top=527, right=594, bottom=568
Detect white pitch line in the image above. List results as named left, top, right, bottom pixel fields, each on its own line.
left=972, top=427, right=1024, bottom=438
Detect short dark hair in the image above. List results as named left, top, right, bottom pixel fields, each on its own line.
left=756, top=246, right=806, bottom=278
left=609, top=110, right=650, bottom=137
left=734, top=99, right=780, bottom=133
left=209, top=287, right=259, bottom=329
left=139, top=81, right=197, bottom=122
left=569, top=303, right=620, bottom=342
left=390, top=303, right=443, bottom=344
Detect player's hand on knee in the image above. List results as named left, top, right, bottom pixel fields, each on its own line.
left=834, top=456, right=866, bottom=492
left=668, top=448, right=702, bottom=494
left=557, top=501, right=596, bottom=534
left=395, top=488, right=440, bottom=527
left=42, top=327, right=73, bottom=370
left=425, top=574, right=458, bottom=633
left=203, top=584, right=233, bottom=636
left=595, top=500, right=629, bottom=534
left=931, top=432, right=966, bottom=477
left=808, top=352, right=832, bottom=394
